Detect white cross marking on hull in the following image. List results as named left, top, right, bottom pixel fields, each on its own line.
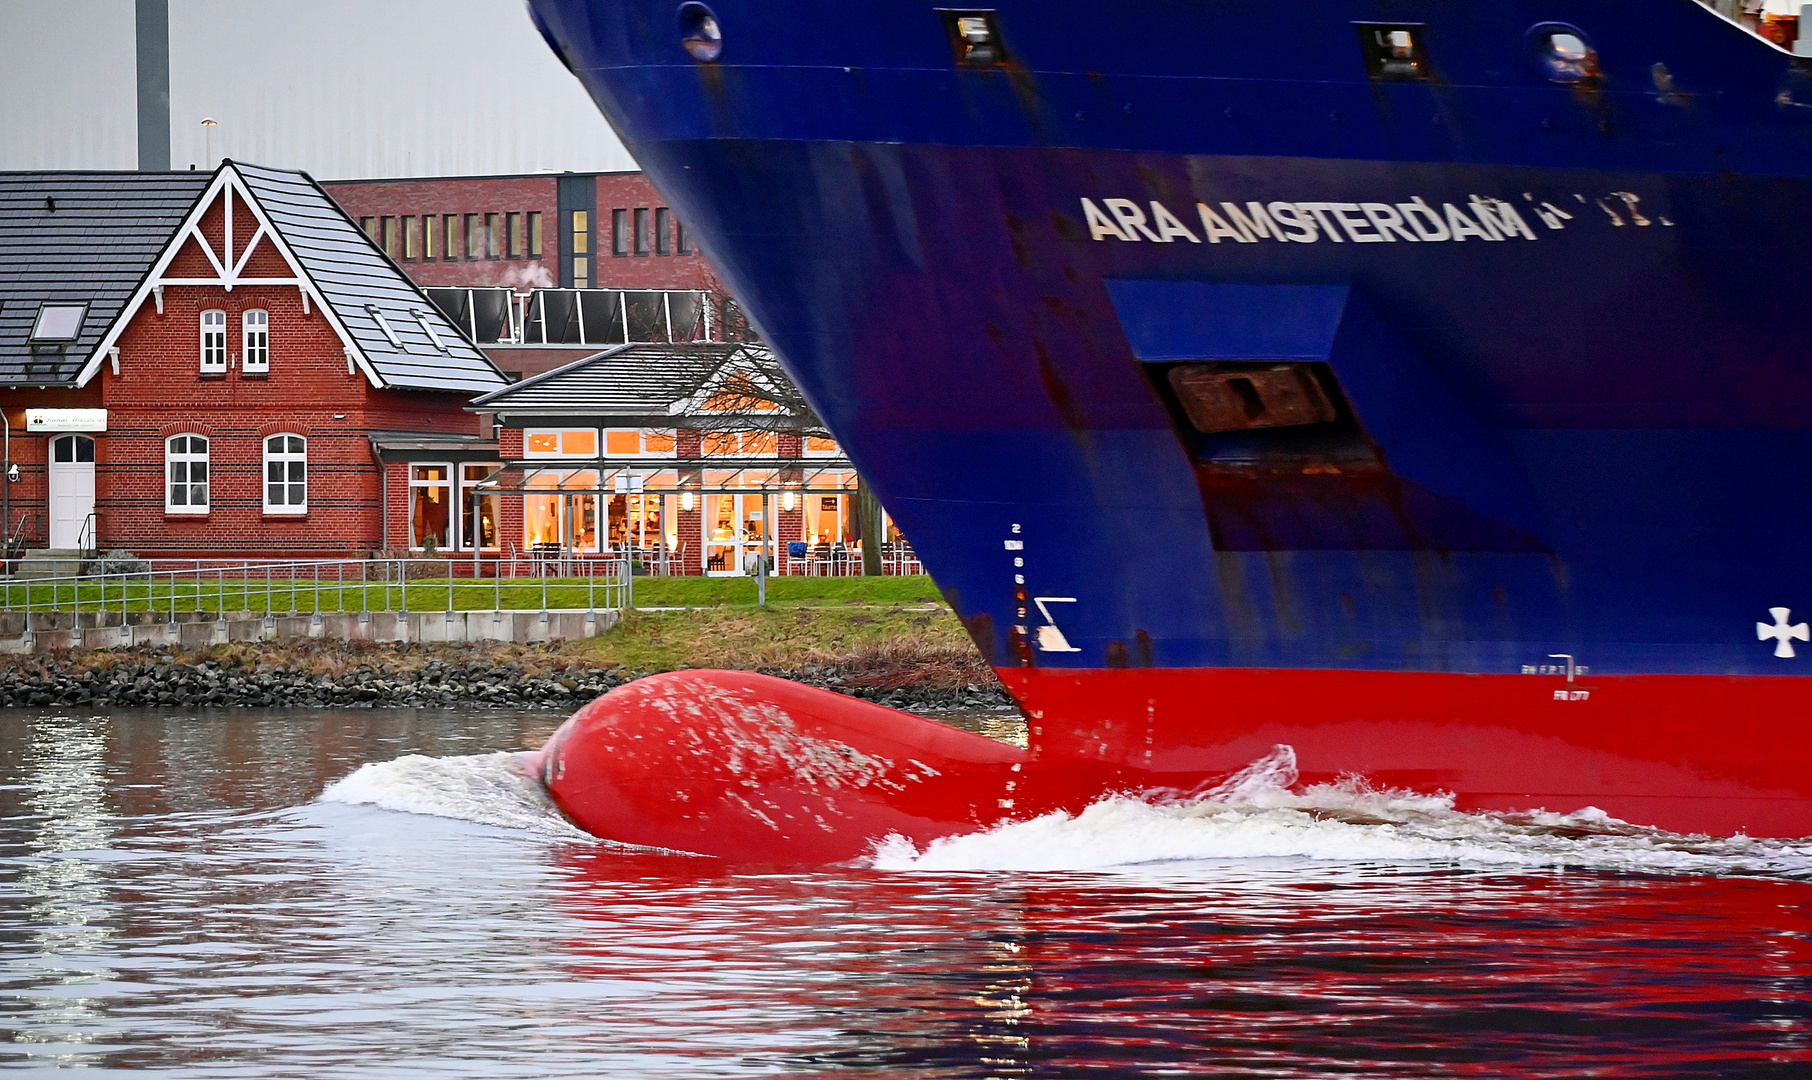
left=1757, top=607, right=1809, bottom=658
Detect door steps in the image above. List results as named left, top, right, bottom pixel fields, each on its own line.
left=10, top=549, right=88, bottom=579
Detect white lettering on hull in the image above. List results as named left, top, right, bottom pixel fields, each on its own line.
left=1080, top=190, right=1661, bottom=244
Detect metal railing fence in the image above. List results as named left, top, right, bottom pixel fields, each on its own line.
left=0, top=556, right=630, bottom=617
left=781, top=550, right=924, bottom=577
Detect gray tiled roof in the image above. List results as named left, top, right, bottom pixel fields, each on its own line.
left=471, top=342, right=796, bottom=421
left=0, top=171, right=211, bottom=385
left=233, top=162, right=507, bottom=394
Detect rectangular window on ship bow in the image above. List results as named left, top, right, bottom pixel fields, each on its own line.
left=1357, top=23, right=1428, bottom=81
left=941, top=10, right=1007, bottom=67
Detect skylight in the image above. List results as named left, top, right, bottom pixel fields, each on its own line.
left=30, top=304, right=86, bottom=342
left=410, top=308, right=448, bottom=353
left=366, top=305, right=404, bottom=349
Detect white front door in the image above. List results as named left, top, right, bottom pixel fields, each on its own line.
left=48, top=434, right=96, bottom=549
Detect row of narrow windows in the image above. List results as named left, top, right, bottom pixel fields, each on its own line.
left=355, top=209, right=695, bottom=274
left=600, top=207, right=689, bottom=257
left=362, top=211, right=545, bottom=263
left=569, top=207, right=691, bottom=288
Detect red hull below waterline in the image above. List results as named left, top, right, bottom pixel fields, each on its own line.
left=533, top=671, right=1058, bottom=863
left=532, top=667, right=1812, bottom=862
left=1001, top=667, right=1812, bottom=839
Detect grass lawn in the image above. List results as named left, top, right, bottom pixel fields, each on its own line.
left=566, top=595, right=991, bottom=686
left=626, top=574, right=946, bottom=608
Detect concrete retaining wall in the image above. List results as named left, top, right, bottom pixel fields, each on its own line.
left=0, top=608, right=620, bottom=654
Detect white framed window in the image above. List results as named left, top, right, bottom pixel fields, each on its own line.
left=263, top=434, right=306, bottom=513
left=200, top=310, right=227, bottom=373
left=603, top=429, right=677, bottom=457
left=523, top=428, right=599, bottom=458
left=460, top=463, right=502, bottom=550
left=409, top=464, right=452, bottom=548
left=699, top=430, right=778, bottom=457
left=166, top=434, right=209, bottom=513
left=242, top=309, right=269, bottom=373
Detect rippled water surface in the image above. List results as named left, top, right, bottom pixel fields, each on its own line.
left=4, top=706, right=1811, bottom=1078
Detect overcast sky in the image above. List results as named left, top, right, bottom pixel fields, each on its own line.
left=0, top=0, right=635, bottom=177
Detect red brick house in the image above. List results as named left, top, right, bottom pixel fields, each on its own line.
left=0, top=161, right=507, bottom=562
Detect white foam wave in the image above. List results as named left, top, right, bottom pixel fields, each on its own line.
left=320, top=751, right=590, bottom=839
left=871, top=745, right=1812, bottom=878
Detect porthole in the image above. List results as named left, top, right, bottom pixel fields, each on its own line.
left=1529, top=23, right=1599, bottom=84
left=678, top=2, right=723, bottom=62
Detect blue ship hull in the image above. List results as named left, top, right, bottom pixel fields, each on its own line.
left=530, top=0, right=1812, bottom=835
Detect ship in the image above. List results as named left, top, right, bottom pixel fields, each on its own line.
left=521, top=0, right=1812, bottom=858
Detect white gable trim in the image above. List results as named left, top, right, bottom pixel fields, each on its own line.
left=76, top=162, right=387, bottom=389
left=669, top=346, right=795, bottom=416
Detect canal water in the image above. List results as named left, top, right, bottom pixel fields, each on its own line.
left=4, top=706, right=1810, bottom=1078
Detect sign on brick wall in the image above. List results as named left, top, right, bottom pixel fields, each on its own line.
left=26, top=408, right=107, bottom=432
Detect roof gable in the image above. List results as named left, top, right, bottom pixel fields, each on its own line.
left=74, top=161, right=506, bottom=396
left=470, top=342, right=805, bottom=423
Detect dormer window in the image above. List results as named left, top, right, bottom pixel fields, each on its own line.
left=200, top=309, right=227, bottom=373
left=30, top=304, right=86, bottom=343
left=242, top=309, right=269, bottom=373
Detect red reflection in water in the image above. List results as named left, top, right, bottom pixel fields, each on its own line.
left=551, top=852, right=1812, bottom=1078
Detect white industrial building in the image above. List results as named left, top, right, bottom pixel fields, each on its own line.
left=0, top=0, right=632, bottom=178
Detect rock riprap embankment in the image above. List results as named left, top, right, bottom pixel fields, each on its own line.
left=0, top=643, right=1013, bottom=712
left=0, top=654, right=629, bottom=709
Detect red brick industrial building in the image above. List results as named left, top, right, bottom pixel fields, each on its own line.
left=324, top=171, right=721, bottom=381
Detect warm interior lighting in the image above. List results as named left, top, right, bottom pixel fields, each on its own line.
left=682, top=491, right=695, bottom=511
left=782, top=491, right=797, bottom=512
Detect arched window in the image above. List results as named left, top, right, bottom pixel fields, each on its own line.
left=263, top=434, right=306, bottom=513
left=199, top=310, right=227, bottom=373
left=166, top=434, right=208, bottom=513
left=242, top=309, right=269, bottom=373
